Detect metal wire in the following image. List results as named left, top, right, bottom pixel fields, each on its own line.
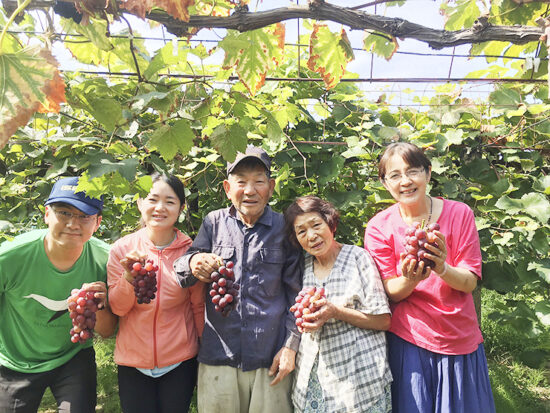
left=7, top=30, right=548, bottom=61
left=58, top=69, right=548, bottom=84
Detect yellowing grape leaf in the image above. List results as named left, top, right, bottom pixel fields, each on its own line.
left=308, top=24, right=354, bottom=89
left=0, top=47, right=66, bottom=150
left=220, top=24, right=285, bottom=95
left=121, top=0, right=195, bottom=22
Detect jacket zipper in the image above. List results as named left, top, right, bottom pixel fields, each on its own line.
left=153, top=249, right=162, bottom=368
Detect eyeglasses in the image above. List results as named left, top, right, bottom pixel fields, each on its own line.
left=51, top=208, right=97, bottom=224
left=384, top=168, right=426, bottom=184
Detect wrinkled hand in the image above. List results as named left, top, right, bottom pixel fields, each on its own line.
left=400, top=252, right=431, bottom=283
left=300, top=298, right=334, bottom=333
left=268, top=347, right=296, bottom=386
left=190, top=253, right=223, bottom=283
left=81, top=281, right=108, bottom=309
left=119, top=250, right=147, bottom=282
left=422, top=230, right=448, bottom=275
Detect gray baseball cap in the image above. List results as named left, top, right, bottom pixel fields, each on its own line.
left=227, top=145, right=271, bottom=175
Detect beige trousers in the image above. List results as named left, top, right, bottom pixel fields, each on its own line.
left=197, top=363, right=293, bottom=413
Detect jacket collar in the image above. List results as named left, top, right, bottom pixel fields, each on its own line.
left=137, top=227, right=193, bottom=251
left=228, top=205, right=273, bottom=228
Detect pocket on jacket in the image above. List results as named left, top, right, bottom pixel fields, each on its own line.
left=255, top=248, right=284, bottom=296
left=213, top=246, right=235, bottom=262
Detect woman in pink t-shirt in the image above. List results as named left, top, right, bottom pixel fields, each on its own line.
left=364, top=142, right=495, bottom=413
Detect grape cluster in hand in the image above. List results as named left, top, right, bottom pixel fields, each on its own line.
left=68, top=288, right=100, bottom=344
left=290, top=287, right=326, bottom=332
left=209, top=261, right=239, bottom=317
left=404, top=222, right=440, bottom=272
left=129, top=259, right=158, bottom=304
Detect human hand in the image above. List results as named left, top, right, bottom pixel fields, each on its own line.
left=268, top=347, right=296, bottom=386
left=300, top=298, right=334, bottom=333
left=81, top=281, right=109, bottom=310
left=190, top=253, right=223, bottom=283
left=422, top=231, right=448, bottom=275
left=119, top=250, right=147, bottom=283
left=400, top=252, right=431, bottom=283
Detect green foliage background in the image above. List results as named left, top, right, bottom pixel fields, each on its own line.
left=1, top=1, right=549, bottom=409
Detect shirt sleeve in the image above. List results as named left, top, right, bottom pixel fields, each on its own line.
left=282, top=242, right=303, bottom=351
left=173, top=216, right=214, bottom=288
left=188, top=281, right=206, bottom=337
left=354, top=249, right=391, bottom=315
left=107, top=242, right=137, bottom=317
left=451, top=204, right=482, bottom=278
left=364, top=217, right=399, bottom=280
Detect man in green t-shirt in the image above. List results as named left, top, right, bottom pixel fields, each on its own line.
left=0, top=176, right=117, bottom=413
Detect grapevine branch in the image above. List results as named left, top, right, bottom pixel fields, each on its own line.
left=4, top=0, right=545, bottom=49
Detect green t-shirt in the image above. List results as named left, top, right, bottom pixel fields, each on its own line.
left=0, top=229, right=110, bottom=373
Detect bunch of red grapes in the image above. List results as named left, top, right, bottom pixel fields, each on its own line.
left=403, top=221, right=440, bottom=272
left=209, top=261, right=239, bottom=317
left=290, top=286, right=326, bottom=332
left=68, top=288, right=101, bottom=344
left=129, top=259, right=158, bottom=304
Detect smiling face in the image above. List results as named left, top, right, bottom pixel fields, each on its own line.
left=293, top=212, right=335, bottom=259
left=223, top=164, right=275, bottom=227
left=137, top=180, right=182, bottom=231
left=44, top=204, right=101, bottom=251
left=381, top=153, right=431, bottom=207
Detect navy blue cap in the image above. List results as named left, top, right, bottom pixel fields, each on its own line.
left=227, top=145, right=271, bottom=175
left=45, top=177, right=103, bottom=215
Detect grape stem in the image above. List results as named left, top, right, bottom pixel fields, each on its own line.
left=0, top=0, right=32, bottom=53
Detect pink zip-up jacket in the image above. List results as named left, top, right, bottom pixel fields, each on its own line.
left=107, top=228, right=204, bottom=369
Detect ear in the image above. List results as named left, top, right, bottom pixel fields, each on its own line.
left=426, top=166, right=432, bottom=182
left=268, top=178, right=275, bottom=198
left=44, top=205, right=52, bottom=224
left=93, top=215, right=102, bottom=232
left=380, top=177, right=389, bottom=191
left=223, top=179, right=231, bottom=199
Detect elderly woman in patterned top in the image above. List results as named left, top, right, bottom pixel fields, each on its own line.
left=284, top=196, right=392, bottom=413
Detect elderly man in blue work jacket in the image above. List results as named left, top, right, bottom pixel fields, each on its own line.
left=174, top=146, right=302, bottom=413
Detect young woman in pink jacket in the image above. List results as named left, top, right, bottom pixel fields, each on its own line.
left=107, top=173, right=205, bottom=413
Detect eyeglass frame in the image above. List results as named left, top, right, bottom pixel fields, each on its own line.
left=383, top=167, right=427, bottom=185
left=49, top=206, right=98, bottom=224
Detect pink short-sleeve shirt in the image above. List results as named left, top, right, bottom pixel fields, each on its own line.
left=365, top=198, right=483, bottom=355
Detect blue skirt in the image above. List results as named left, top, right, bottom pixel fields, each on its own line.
left=387, top=332, right=495, bottom=413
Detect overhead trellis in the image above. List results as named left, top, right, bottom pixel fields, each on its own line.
left=1, top=0, right=549, bottom=148
left=4, top=0, right=546, bottom=46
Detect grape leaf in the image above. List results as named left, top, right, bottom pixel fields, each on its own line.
left=440, top=0, right=480, bottom=30
left=147, top=119, right=195, bottom=160
left=0, top=47, right=66, bottom=150
left=220, top=24, right=285, bottom=95
left=495, top=192, right=550, bottom=224
left=363, top=32, right=398, bottom=60
left=121, top=0, right=195, bottom=22
left=61, top=18, right=113, bottom=52
left=144, top=41, right=188, bottom=79
left=87, top=98, right=123, bottom=131
left=209, top=123, right=248, bottom=162
left=308, top=24, right=354, bottom=89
